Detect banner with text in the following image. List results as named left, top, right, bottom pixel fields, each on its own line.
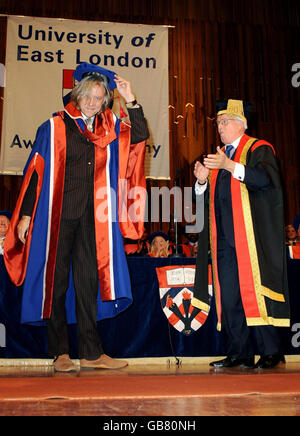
left=0, top=16, right=169, bottom=179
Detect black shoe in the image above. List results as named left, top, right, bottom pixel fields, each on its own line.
left=209, top=356, right=254, bottom=368
left=254, top=354, right=285, bottom=369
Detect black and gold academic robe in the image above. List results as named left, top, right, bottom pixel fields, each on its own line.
left=192, top=134, right=290, bottom=330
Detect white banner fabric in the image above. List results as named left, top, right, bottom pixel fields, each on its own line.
left=0, top=16, right=169, bottom=179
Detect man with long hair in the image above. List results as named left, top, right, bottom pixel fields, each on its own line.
left=5, top=63, right=149, bottom=371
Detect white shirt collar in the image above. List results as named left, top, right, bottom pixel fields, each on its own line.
left=81, top=112, right=95, bottom=122
left=226, top=135, right=243, bottom=150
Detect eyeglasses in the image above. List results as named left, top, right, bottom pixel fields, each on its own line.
left=215, top=118, right=235, bottom=127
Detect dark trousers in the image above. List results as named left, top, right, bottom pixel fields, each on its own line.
left=217, top=236, right=280, bottom=359
left=47, top=202, right=103, bottom=360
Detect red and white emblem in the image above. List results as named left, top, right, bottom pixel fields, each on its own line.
left=156, top=265, right=212, bottom=335
left=62, top=69, right=75, bottom=103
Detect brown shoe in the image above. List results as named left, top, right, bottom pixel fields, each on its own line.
left=53, top=354, right=76, bottom=372
left=80, top=353, right=128, bottom=370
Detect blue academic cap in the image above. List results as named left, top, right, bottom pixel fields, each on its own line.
left=73, top=63, right=117, bottom=90
left=148, top=231, right=169, bottom=245
left=0, top=210, right=12, bottom=220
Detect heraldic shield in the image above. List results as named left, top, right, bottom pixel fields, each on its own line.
left=156, top=265, right=212, bottom=335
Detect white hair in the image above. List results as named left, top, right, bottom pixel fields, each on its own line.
left=232, top=115, right=248, bottom=130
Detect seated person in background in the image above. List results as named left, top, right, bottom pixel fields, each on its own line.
left=137, top=230, right=150, bottom=256
left=167, top=227, right=176, bottom=253
left=0, top=211, right=11, bottom=255
left=148, top=232, right=170, bottom=258
left=167, top=226, right=184, bottom=256
left=286, top=224, right=300, bottom=259
left=182, top=231, right=198, bottom=257
left=190, top=243, right=198, bottom=258
left=293, top=214, right=300, bottom=238
left=124, top=232, right=149, bottom=257
left=124, top=238, right=139, bottom=255
left=285, top=224, right=298, bottom=246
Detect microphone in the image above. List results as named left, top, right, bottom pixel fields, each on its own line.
left=169, top=169, right=183, bottom=258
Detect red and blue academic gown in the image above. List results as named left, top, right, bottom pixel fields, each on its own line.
left=4, top=104, right=146, bottom=325
left=192, top=134, right=290, bottom=330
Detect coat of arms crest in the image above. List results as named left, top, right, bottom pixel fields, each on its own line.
left=156, top=265, right=212, bottom=335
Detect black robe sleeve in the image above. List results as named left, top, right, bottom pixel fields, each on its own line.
left=127, top=106, right=149, bottom=144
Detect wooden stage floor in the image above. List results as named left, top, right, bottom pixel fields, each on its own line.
left=0, top=357, right=300, bottom=416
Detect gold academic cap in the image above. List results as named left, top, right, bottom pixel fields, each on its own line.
left=216, top=99, right=252, bottom=123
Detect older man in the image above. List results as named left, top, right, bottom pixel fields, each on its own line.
left=192, top=99, right=290, bottom=369
left=5, top=63, right=149, bottom=371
